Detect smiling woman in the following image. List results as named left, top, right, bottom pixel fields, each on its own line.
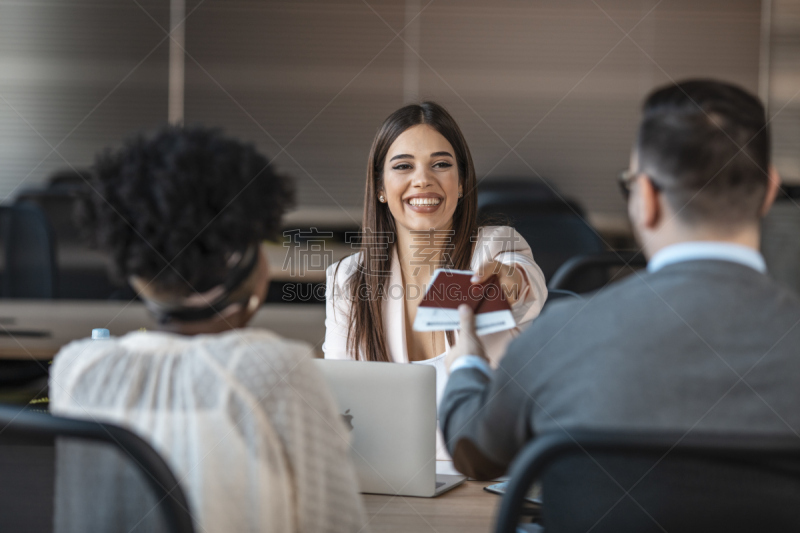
left=383, top=126, right=463, bottom=233
left=323, top=102, right=549, bottom=461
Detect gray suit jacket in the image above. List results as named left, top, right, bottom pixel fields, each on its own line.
left=440, top=260, right=800, bottom=479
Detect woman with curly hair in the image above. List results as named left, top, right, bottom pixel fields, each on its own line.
left=49, top=126, right=366, bottom=533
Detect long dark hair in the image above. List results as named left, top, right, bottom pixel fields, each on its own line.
left=338, top=101, right=479, bottom=362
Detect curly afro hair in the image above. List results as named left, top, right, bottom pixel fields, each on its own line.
left=78, top=125, right=295, bottom=296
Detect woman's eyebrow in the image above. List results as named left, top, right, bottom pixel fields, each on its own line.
left=389, top=153, right=414, bottom=162
left=431, top=151, right=453, bottom=158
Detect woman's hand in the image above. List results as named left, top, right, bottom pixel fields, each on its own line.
left=470, top=259, right=525, bottom=304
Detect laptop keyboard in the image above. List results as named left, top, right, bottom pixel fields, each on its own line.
left=435, top=482, right=445, bottom=489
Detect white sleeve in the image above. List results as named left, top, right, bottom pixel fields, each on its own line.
left=495, top=248, right=548, bottom=325
left=475, top=226, right=548, bottom=326
left=241, top=340, right=367, bottom=533
left=448, top=355, right=492, bottom=377
left=323, top=259, right=355, bottom=360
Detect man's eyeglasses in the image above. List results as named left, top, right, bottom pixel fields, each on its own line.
left=618, top=170, right=662, bottom=201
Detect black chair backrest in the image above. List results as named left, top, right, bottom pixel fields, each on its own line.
left=477, top=179, right=563, bottom=212
left=477, top=181, right=605, bottom=282
left=547, top=250, right=647, bottom=294
left=0, top=405, right=195, bottom=533
left=0, top=203, right=58, bottom=298
left=15, top=189, right=85, bottom=248
left=495, top=430, right=800, bottom=533
left=14, top=188, right=132, bottom=300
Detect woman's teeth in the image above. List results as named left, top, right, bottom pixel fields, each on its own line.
left=408, top=198, right=441, bottom=206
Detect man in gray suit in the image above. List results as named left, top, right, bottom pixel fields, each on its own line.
left=440, top=79, right=797, bottom=480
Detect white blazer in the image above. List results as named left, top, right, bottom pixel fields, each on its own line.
left=323, top=226, right=548, bottom=365
left=323, top=226, right=547, bottom=462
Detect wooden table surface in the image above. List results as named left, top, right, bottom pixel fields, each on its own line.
left=363, top=481, right=499, bottom=533
left=0, top=300, right=326, bottom=360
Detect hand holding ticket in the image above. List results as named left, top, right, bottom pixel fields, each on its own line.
left=412, top=269, right=517, bottom=336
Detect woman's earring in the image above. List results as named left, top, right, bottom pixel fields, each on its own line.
left=458, top=191, right=463, bottom=199
left=247, top=295, right=260, bottom=314
left=378, top=195, right=386, bottom=203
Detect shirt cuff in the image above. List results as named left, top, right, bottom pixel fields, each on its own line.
left=449, top=355, right=491, bottom=377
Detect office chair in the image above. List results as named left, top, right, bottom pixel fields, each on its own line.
left=495, top=430, right=800, bottom=533
left=477, top=179, right=605, bottom=282
left=0, top=404, right=195, bottom=533
left=0, top=203, right=58, bottom=394
left=477, top=179, right=563, bottom=212
left=15, top=186, right=125, bottom=300
left=547, top=251, right=647, bottom=294
left=1, top=203, right=58, bottom=298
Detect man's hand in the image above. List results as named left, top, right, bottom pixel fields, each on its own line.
left=471, top=259, right=524, bottom=304
left=445, top=304, right=488, bottom=372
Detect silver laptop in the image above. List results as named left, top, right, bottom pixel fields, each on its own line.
left=314, top=359, right=466, bottom=497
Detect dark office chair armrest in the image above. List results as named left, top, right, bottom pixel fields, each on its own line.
left=494, top=430, right=800, bottom=533
left=0, top=404, right=195, bottom=533
left=547, top=251, right=646, bottom=293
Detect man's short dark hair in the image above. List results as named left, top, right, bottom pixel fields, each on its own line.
left=636, top=79, right=770, bottom=226
left=78, top=125, right=295, bottom=295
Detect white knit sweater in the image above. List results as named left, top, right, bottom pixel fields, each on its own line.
left=50, top=328, right=367, bottom=533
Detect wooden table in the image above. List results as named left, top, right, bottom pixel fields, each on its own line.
left=0, top=300, right=326, bottom=360
left=363, top=481, right=499, bottom=533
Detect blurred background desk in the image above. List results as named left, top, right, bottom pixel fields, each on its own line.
left=364, top=481, right=499, bottom=533
left=0, top=300, right=326, bottom=360
left=5, top=179, right=636, bottom=304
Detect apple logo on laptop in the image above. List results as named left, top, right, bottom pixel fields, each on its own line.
left=341, top=409, right=354, bottom=431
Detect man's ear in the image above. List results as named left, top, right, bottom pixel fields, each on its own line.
left=634, top=177, right=662, bottom=230
left=759, top=165, right=781, bottom=217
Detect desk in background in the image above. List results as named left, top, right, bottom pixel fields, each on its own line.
left=364, top=481, right=500, bottom=533
left=0, top=300, right=326, bottom=360
left=55, top=240, right=354, bottom=302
